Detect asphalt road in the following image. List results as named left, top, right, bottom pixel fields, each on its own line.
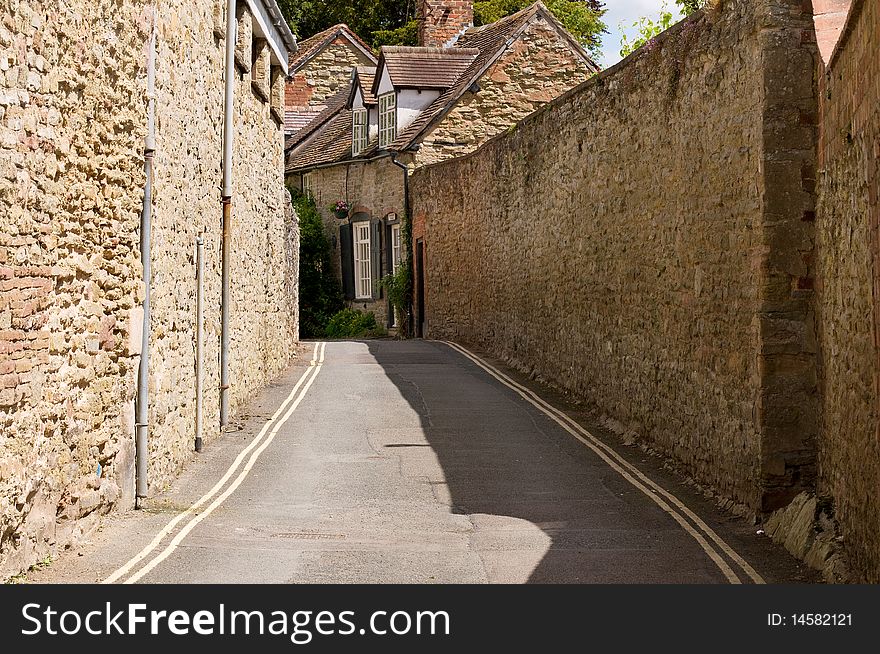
left=33, top=339, right=816, bottom=584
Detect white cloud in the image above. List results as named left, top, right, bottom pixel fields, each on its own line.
left=597, top=0, right=685, bottom=69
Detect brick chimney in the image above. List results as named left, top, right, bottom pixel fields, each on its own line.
left=418, top=0, right=473, bottom=48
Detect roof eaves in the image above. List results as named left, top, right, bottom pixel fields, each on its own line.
left=290, top=24, right=377, bottom=74
left=394, top=2, right=597, bottom=149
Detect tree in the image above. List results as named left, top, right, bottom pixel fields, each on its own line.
left=675, top=0, right=706, bottom=14
left=290, top=189, right=344, bottom=338
left=278, top=1, right=606, bottom=55
left=277, top=0, right=418, bottom=48
left=617, top=0, right=706, bottom=58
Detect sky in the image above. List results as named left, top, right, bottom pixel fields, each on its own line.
left=596, top=0, right=684, bottom=69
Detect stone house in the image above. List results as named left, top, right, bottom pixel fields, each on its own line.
left=0, top=0, right=297, bottom=579
left=285, top=0, right=598, bottom=330
left=285, top=23, right=377, bottom=138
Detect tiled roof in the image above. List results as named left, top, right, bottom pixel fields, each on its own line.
left=286, top=109, right=357, bottom=171
left=285, top=87, right=351, bottom=149
left=285, top=109, right=321, bottom=135
left=286, top=2, right=599, bottom=172
left=289, top=23, right=377, bottom=72
left=383, top=7, right=539, bottom=150
left=374, top=47, right=480, bottom=92
left=354, top=66, right=378, bottom=105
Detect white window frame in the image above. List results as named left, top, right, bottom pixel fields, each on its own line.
left=354, top=222, right=372, bottom=300
left=302, top=172, right=315, bottom=200
left=352, top=108, right=368, bottom=156
left=391, top=223, right=402, bottom=274
left=378, top=92, right=396, bottom=148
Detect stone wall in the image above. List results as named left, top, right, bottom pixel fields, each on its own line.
left=0, top=0, right=298, bottom=579
left=0, top=0, right=148, bottom=578
left=815, top=0, right=880, bottom=582
left=286, top=37, right=375, bottom=111
left=147, top=0, right=298, bottom=489
left=417, top=14, right=591, bottom=165
left=411, top=0, right=819, bottom=512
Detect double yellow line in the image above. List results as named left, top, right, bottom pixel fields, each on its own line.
left=103, top=342, right=327, bottom=584
left=441, top=341, right=764, bottom=585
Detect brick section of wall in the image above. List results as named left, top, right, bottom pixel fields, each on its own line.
left=815, top=0, right=880, bottom=582
left=0, top=0, right=149, bottom=578
left=285, top=39, right=375, bottom=112
left=411, top=0, right=819, bottom=512
left=0, top=0, right=298, bottom=579
left=419, top=0, right=473, bottom=47
left=417, top=15, right=591, bottom=165
left=812, top=0, right=853, bottom=63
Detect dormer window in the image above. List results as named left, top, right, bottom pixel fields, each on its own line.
left=352, top=108, right=368, bottom=156
left=378, top=92, right=396, bottom=148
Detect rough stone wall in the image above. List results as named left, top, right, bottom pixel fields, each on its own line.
left=0, top=0, right=149, bottom=578
left=815, top=0, right=880, bottom=582
left=417, top=15, right=591, bottom=165
left=0, top=0, right=298, bottom=579
left=286, top=38, right=374, bottom=111
left=147, top=0, right=298, bottom=490
left=411, top=0, right=819, bottom=512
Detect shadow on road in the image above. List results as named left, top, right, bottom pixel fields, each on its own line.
left=365, top=339, right=726, bottom=584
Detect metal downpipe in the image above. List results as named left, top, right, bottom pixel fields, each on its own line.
left=135, top=7, right=157, bottom=503
left=220, top=0, right=237, bottom=427
left=195, top=235, right=205, bottom=453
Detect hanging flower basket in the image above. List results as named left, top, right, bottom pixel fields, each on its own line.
left=332, top=200, right=350, bottom=219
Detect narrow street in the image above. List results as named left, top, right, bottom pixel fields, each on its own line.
left=33, top=340, right=812, bottom=584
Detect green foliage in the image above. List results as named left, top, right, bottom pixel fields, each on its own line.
left=619, top=2, right=675, bottom=58
left=279, top=0, right=606, bottom=57
left=675, top=0, right=706, bottom=14
left=372, top=19, right=419, bottom=48
left=291, top=188, right=344, bottom=338
left=379, top=258, right=411, bottom=337
left=278, top=0, right=418, bottom=50
left=475, top=0, right=607, bottom=59
left=393, top=213, right=415, bottom=338
left=325, top=308, right=385, bottom=339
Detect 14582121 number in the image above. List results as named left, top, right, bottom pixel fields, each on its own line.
left=768, top=613, right=852, bottom=627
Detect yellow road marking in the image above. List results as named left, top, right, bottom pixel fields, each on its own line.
left=104, top=342, right=325, bottom=584
left=442, top=340, right=765, bottom=585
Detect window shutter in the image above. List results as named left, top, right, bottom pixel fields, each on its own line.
left=339, top=222, right=354, bottom=300
left=370, top=219, right=382, bottom=299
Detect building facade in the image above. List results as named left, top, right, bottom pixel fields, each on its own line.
left=0, top=0, right=298, bottom=579
left=284, top=24, right=377, bottom=138
left=286, top=1, right=597, bottom=330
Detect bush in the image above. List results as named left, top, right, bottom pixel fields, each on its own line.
left=379, top=259, right=411, bottom=338
left=291, top=188, right=344, bottom=338
left=325, top=309, right=386, bottom=339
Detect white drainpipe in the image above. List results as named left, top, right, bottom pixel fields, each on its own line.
left=220, top=0, right=237, bottom=427
left=135, top=4, right=157, bottom=503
